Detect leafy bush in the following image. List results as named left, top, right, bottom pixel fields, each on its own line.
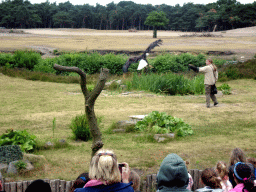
left=0, top=53, right=15, bottom=67
left=33, top=58, right=58, bottom=74
left=135, top=111, right=193, bottom=137
left=13, top=50, right=42, bottom=70
left=218, top=83, right=231, bottom=95
left=152, top=53, right=206, bottom=73
left=70, top=114, right=92, bottom=141
left=103, top=53, right=127, bottom=75
left=0, top=129, right=37, bottom=152
left=15, top=160, right=27, bottom=171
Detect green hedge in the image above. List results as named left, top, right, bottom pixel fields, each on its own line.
left=0, top=51, right=217, bottom=75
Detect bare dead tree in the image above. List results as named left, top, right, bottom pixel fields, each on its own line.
left=53, top=64, right=109, bottom=157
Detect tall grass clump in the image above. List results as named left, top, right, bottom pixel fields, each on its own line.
left=70, top=114, right=92, bottom=141
left=130, top=72, right=204, bottom=95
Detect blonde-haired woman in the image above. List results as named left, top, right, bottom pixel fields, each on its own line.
left=189, top=59, right=218, bottom=108
left=74, top=149, right=134, bottom=192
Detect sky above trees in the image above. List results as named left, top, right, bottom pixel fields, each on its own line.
left=27, top=0, right=255, bottom=6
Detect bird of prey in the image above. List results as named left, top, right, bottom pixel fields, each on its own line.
left=122, top=39, right=163, bottom=73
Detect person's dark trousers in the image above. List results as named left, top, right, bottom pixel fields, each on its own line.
left=205, top=84, right=218, bottom=108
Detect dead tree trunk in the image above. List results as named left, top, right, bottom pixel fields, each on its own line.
left=53, top=64, right=109, bottom=157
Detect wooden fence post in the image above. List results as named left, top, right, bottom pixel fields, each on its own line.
left=22, top=181, right=28, bottom=192
left=16, top=182, right=22, bottom=192
left=65, top=181, right=71, bottom=192
left=10, top=182, right=16, bottom=192
left=60, top=180, right=66, bottom=192
left=4, top=183, right=10, bottom=192
left=50, top=180, right=56, bottom=192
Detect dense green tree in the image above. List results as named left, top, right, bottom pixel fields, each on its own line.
left=144, top=11, right=169, bottom=38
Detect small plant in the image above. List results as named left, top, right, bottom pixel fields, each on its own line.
left=70, top=114, right=92, bottom=141
left=135, top=111, right=193, bottom=137
left=218, top=84, right=231, bottom=95
left=15, top=160, right=27, bottom=171
left=52, top=117, right=56, bottom=137
left=0, top=129, right=37, bottom=152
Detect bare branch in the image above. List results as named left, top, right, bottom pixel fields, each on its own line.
left=54, top=64, right=88, bottom=96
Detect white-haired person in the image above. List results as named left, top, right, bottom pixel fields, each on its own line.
left=74, top=149, right=134, bottom=192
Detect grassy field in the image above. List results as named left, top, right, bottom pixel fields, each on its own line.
left=1, top=73, right=256, bottom=181
left=1, top=29, right=256, bottom=61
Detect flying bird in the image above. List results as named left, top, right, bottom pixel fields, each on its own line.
left=122, top=39, right=163, bottom=73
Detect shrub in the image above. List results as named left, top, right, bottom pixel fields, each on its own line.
left=15, top=160, right=27, bottom=171
left=152, top=53, right=206, bottom=73
left=13, top=50, right=42, bottom=70
left=33, top=58, right=57, bottom=74
left=102, top=53, right=127, bottom=75
left=135, top=111, right=193, bottom=137
left=0, top=129, right=37, bottom=152
left=0, top=53, right=15, bottom=67
left=0, top=145, right=23, bottom=164
left=218, top=83, right=231, bottom=95
left=70, top=114, right=92, bottom=141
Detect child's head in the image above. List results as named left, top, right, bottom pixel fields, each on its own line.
left=201, top=168, right=222, bottom=189
left=216, top=161, right=229, bottom=180
left=129, top=170, right=140, bottom=192
left=233, top=162, right=254, bottom=191
left=69, top=173, right=90, bottom=192
left=230, top=148, right=247, bottom=166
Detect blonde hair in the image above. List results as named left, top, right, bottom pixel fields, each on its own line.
left=229, top=148, right=246, bottom=166
left=129, top=170, right=140, bottom=191
left=216, top=161, right=228, bottom=180
left=89, top=149, right=121, bottom=184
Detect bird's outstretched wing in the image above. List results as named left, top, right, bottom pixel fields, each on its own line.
left=144, top=39, right=163, bottom=54
left=122, top=39, right=162, bottom=73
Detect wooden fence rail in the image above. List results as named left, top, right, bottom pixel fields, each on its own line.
left=2, top=169, right=204, bottom=192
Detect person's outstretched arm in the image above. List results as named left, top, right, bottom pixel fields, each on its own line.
left=188, top=64, right=199, bottom=72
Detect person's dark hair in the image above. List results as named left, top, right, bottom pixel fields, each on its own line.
left=233, top=162, right=255, bottom=192
left=69, top=173, right=90, bottom=192
left=201, top=168, right=222, bottom=189
left=25, top=179, right=51, bottom=192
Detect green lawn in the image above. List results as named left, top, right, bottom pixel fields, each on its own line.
left=1, top=73, right=256, bottom=181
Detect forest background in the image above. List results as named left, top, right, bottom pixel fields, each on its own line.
left=0, top=0, right=256, bottom=32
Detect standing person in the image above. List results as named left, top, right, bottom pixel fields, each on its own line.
left=157, top=153, right=190, bottom=192
left=74, top=149, right=134, bottom=192
left=228, top=162, right=256, bottom=192
left=195, top=168, right=223, bottom=192
left=215, top=161, right=233, bottom=192
left=228, top=148, right=254, bottom=188
left=189, top=59, right=218, bottom=108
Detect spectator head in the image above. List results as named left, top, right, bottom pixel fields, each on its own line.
left=157, top=153, right=189, bottom=191
left=201, top=168, right=222, bottom=189
left=89, top=149, right=121, bottom=184
left=69, top=172, right=90, bottom=192
left=216, top=161, right=229, bottom=180
left=129, top=170, right=140, bottom=191
left=25, top=179, right=51, bottom=192
left=230, top=148, right=247, bottom=166
left=233, top=162, right=254, bottom=191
